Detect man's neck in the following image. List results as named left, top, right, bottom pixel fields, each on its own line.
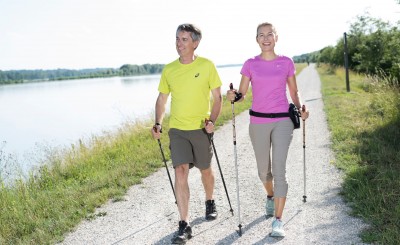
left=179, top=54, right=197, bottom=64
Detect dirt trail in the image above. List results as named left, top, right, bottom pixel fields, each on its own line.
left=60, top=64, right=367, bottom=244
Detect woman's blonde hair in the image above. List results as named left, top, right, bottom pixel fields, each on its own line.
left=256, top=22, right=277, bottom=37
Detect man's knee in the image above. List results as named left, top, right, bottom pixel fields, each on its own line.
left=175, top=164, right=189, bottom=178
left=200, top=166, right=213, bottom=178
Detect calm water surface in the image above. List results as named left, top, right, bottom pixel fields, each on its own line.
left=0, top=66, right=241, bottom=174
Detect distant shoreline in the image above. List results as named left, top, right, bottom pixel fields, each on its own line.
left=0, top=63, right=245, bottom=85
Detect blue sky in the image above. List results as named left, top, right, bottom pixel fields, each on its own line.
left=0, top=0, right=399, bottom=70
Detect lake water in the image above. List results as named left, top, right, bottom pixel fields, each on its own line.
left=0, top=66, right=241, bottom=175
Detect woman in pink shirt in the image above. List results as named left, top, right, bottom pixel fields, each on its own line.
left=227, top=22, right=309, bottom=237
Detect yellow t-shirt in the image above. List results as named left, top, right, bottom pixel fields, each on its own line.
left=158, top=56, right=222, bottom=130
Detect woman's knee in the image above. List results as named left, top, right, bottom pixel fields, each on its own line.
left=258, top=171, right=273, bottom=183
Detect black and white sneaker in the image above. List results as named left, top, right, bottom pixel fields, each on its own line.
left=205, top=199, right=218, bottom=220
left=171, top=220, right=192, bottom=244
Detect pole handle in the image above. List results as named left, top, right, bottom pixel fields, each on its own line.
left=229, top=83, right=234, bottom=105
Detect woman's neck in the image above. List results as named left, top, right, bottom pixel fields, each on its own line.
left=259, top=52, right=277, bottom=61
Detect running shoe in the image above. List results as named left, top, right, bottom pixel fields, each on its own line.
left=270, top=218, right=285, bottom=237
left=205, top=199, right=218, bottom=220
left=171, top=220, right=192, bottom=244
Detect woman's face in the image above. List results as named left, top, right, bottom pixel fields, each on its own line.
left=256, top=25, right=278, bottom=52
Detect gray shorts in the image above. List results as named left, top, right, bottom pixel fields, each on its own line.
left=168, top=128, right=213, bottom=170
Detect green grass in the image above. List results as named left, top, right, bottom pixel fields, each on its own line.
left=0, top=122, right=169, bottom=244
left=318, top=64, right=400, bottom=244
left=0, top=64, right=306, bottom=244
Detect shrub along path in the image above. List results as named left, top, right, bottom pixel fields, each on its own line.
left=60, top=64, right=367, bottom=244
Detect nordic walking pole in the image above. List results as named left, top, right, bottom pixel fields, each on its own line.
left=205, top=119, right=234, bottom=216
left=153, top=126, right=177, bottom=204
left=229, top=83, right=242, bottom=236
left=302, top=105, right=307, bottom=203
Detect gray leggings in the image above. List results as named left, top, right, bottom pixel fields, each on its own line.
left=249, top=119, right=293, bottom=197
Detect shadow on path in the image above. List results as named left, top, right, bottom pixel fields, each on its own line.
left=111, top=212, right=175, bottom=245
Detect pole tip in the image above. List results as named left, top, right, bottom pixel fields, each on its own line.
left=237, top=225, right=243, bottom=236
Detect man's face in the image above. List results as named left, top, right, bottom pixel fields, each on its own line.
left=176, top=31, right=198, bottom=57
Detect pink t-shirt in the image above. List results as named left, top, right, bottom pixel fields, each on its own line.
left=241, top=55, right=296, bottom=124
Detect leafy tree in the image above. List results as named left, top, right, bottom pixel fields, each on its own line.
left=347, top=16, right=400, bottom=82
left=0, top=64, right=165, bottom=85
left=294, top=14, right=399, bottom=86
left=318, top=46, right=336, bottom=64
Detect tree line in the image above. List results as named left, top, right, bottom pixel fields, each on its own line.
left=4, top=14, right=399, bottom=87
left=0, top=64, right=164, bottom=85
left=293, top=16, right=400, bottom=86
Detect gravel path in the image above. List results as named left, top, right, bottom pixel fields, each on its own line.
left=60, top=64, right=367, bottom=244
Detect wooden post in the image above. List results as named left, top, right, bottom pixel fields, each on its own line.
left=344, top=32, right=350, bottom=92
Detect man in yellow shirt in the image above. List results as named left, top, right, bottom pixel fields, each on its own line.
left=151, top=23, right=222, bottom=244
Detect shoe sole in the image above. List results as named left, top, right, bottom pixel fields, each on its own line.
left=205, top=215, right=217, bottom=220
left=265, top=214, right=274, bottom=219
left=270, top=231, right=285, bottom=237
left=171, top=235, right=192, bottom=244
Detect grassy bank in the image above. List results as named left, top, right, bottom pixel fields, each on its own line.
left=318, top=64, right=400, bottom=244
left=0, top=104, right=254, bottom=245
left=0, top=64, right=306, bottom=244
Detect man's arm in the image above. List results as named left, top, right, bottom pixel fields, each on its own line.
left=155, top=92, right=169, bottom=124
left=209, top=87, right=222, bottom=123
left=152, top=92, right=169, bottom=139
left=205, top=86, right=222, bottom=134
